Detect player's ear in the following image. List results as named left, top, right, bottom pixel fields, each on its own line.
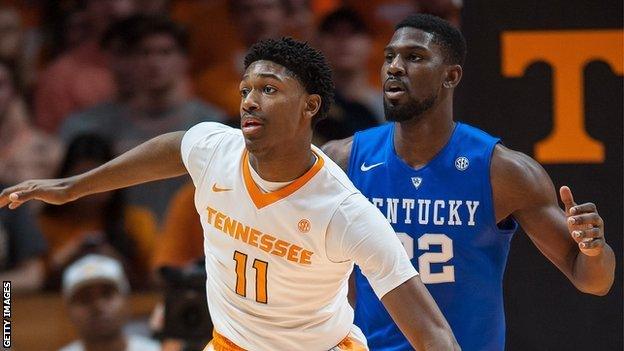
left=443, top=64, right=462, bottom=89
left=303, top=94, right=321, bottom=121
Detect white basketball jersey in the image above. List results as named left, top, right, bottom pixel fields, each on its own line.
left=181, top=123, right=417, bottom=351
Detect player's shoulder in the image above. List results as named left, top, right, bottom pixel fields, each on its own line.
left=320, top=136, right=353, bottom=172
left=491, top=144, right=554, bottom=199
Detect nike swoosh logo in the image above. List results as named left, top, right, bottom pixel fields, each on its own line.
left=212, top=183, right=232, bottom=192
left=360, top=162, right=384, bottom=171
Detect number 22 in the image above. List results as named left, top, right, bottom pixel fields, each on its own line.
left=233, top=251, right=268, bottom=303
left=397, top=233, right=455, bottom=284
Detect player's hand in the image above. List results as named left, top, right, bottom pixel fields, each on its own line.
left=0, top=178, right=77, bottom=209
left=560, top=186, right=605, bottom=257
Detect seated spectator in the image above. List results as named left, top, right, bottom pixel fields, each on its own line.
left=61, top=254, right=160, bottom=351
left=314, top=7, right=381, bottom=144
left=152, top=182, right=204, bottom=273
left=194, top=0, right=296, bottom=121
left=0, top=199, right=47, bottom=293
left=39, top=134, right=157, bottom=290
left=34, top=0, right=137, bottom=133
left=0, top=59, right=61, bottom=185
left=60, top=15, right=224, bottom=219
left=0, top=5, right=39, bottom=95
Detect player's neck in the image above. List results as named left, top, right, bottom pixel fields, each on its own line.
left=83, top=335, right=127, bottom=351
left=394, top=105, right=455, bottom=169
left=248, top=142, right=316, bottom=182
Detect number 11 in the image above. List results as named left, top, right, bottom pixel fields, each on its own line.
left=233, top=251, right=268, bottom=303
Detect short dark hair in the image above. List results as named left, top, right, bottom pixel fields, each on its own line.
left=318, top=7, right=369, bottom=35
left=102, top=15, right=189, bottom=54
left=243, top=37, right=334, bottom=125
left=395, top=14, right=466, bottom=66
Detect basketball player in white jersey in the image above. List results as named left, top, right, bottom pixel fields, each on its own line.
left=0, top=38, right=459, bottom=350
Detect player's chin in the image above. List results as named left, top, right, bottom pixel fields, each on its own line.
left=243, top=134, right=268, bottom=154
left=383, top=90, right=409, bottom=105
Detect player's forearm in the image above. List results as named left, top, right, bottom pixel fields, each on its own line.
left=382, top=277, right=460, bottom=350
left=70, top=132, right=187, bottom=199
left=572, top=243, right=615, bottom=296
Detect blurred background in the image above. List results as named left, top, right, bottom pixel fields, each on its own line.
left=0, top=0, right=621, bottom=350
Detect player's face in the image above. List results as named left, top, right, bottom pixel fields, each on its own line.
left=239, top=60, right=311, bottom=153
left=67, top=282, right=127, bottom=341
left=382, top=27, right=448, bottom=122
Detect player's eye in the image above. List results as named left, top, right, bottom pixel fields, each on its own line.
left=240, top=88, right=250, bottom=97
left=263, top=86, right=277, bottom=94
left=384, top=53, right=394, bottom=62
left=408, top=54, right=423, bottom=62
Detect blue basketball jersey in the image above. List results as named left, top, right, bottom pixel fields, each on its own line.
left=348, top=122, right=518, bottom=351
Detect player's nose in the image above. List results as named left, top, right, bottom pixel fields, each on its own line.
left=387, top=55, right=406, bottom=77
left=241, top=90, right=260, bottom=112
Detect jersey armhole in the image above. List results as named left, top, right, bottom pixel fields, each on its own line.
left=485, top=141, right=518, bottom=235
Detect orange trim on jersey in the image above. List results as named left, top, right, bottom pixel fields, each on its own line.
left=204, top=331, right=247, bottom=351
left=242, top=150, right=325, bottom=209
left=335, top=333, right=368, bottom=351
left=204, top=330, right=366, bottom=351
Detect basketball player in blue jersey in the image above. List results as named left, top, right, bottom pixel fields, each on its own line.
left=323, top=14, right=615, bottom=351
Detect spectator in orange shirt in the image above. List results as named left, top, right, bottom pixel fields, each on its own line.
left=39, top=134, right=158, bottom=290
left=34, top=0, right=137, bottom=133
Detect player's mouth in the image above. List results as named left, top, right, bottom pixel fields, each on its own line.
left=241, top=115, right=265, bottom=137
left=384, top=80, right=408, bottom=100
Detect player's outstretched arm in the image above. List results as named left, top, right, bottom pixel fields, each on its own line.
left=382, top=276, right=460, bottom=350
left=491, top=145, right=615, bottom=295
left=0, top=131, right=187, bottom=209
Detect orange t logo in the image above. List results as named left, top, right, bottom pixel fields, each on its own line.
left=502, top=30, right=623, bottom=163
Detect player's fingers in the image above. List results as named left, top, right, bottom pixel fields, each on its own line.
left=569, top=202, right=597, bottom=215
left=568, top=213, right=603, bottom=227
left=0, top=185, right=28, bottom=208
left=571, top=228, right=602, bottom=242
left=559, top=186, right=576, bottom=213
left=8, top=200, right=25, bottom=210
left=579, top=238, right=605, bottom=256
left=7, top=188, right=43, bottom=206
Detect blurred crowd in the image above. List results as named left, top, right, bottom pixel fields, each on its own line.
left=0, top=0, right=460, bottom=349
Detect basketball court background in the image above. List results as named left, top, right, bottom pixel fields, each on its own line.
left=456, top=0, right=622, bottom=349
